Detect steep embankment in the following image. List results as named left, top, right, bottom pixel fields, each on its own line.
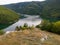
left=0, top=6, right=19, bottom=29
left=0, top=28, right=60, bottom=45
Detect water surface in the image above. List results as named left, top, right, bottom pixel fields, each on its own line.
left=4, top=15, right=42, bottom=32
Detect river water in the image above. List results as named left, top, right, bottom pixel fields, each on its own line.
left=4, top=15, right=42, bottom=32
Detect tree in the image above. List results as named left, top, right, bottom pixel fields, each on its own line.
left=0, top=30, right=5, bottom=35
left=24, top=23, right=28, bottom=28
left=36, top=20, right=53, bottom=32
left=15, top=26, right=20, bottom=31
left=52, top=21, right=60, bottom=34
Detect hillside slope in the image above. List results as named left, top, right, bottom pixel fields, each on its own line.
left=0, top=6, right=19, bottom=29
left=5, top=1, right=43, bottom=15
left=41, top=0, right=60, bottom=21
left=4, top=0, right=60, bottom=21
left=0, top=28, right=60, bottom=45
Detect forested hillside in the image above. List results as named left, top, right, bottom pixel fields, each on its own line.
left=5, top=1, right=43, bottom=15
left=41, top=0, right=60, bottom=21
left=0, top=6, right=19, bottom=29
left=5, top=0, right=60, bottom=21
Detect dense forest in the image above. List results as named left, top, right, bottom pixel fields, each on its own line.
left=0, top=6, right=19, bottom=29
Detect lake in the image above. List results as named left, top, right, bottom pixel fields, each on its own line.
left=4, top=15, right=42, bottom=32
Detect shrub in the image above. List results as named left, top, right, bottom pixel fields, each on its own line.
left=24, top=23, right=28, bottom=28
left=52, top=21, right=60, bottom=34
left=36, top=19, right=60, bottom=34
left=36, top=20, right=52, bottom=31
left=15, top=23, right=35, bottom=31
left=15, top=26, right=20, bottom=31
left=0, top=30, right=5, bottom=35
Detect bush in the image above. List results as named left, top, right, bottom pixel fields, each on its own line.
left=36, top=20, right=52, bottom=31
left=36, top=25, right=40, bottom=28
left=29, top=25, right=35, bottom=30
left=52, top=21, right=60, bottom=34
left=36, top=20, right=60, bottom=34
left=15, top=26, right=20, bottom=31
left=15, top=23, right=35, bottom=31
left=0, top=30, right=5, bottom=35
left=24, top=23, right=28, bottom=28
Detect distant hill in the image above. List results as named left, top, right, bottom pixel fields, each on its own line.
left=0, top=6, right=19, bottom=29
left=4, top=1, right=43, bottom=15
left=4, top=0, right=60, bottom=21
left=41, top=0, right=60, bottom=21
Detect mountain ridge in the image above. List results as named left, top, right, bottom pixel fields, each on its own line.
left=4, top=0, right=60, bottom=21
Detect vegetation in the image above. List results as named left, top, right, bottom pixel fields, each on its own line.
left=0, top=30, right=5, bottom=35
left=36, top=20, right=60, bottom=34
left=41, top=0, right=60, bottom=21
left=0, top=28, right=60, bottom=45
left=1, top=0, right=60, bottom=34
left=5, top=1, right=42, bottom=15
left=52, top=21, right=60, bottom=34
left=5, top=0, right=60, bottom=21
left=0, top=0, right=59, bottom=45
left=0, top=6, right=19, bottom=29
left=15, top=23, right=34, bottom=31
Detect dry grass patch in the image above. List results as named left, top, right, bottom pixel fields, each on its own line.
left=0, top=28, right=60, bottom=45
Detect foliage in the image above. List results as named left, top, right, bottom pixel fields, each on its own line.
left=15, top=26, right=20, bottom=31
left=41, top=0, right=60, bottom=21
left=24, top=23, right=28, bottom=28
left=29, top=25, right=35, bottom=30
left=52, top=21, right=60, bottom=34
left=15, top=23, right=35, bottom=31
left=5, top=0, right=60, bottom=21
left=36, top=20, right=60, bottom=34
left=5, top=1, right=42, bottom=15
left=0, top=6, right=19, bottom=29
left=0, top=30, right=5, bottom=35
left=36, top=20, right=52, bottom=31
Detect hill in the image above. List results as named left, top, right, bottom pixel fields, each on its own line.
left=4, top=0, right=60, bottom=21
left=4, top=1, right=43, bottom=15
left=0, top=6, right=19, bottom=29
left=0, top=28, right=60, bottom=45
left=41, top=0, right=60, bottom=21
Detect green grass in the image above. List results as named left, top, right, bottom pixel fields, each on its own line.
left=0, top=6, right=19, bottom=29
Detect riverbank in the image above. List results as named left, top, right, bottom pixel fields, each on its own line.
left=0, top=24, right=12, bottom=30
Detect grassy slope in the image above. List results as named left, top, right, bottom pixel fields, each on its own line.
left=0, top=28, right=60, bottom=45
left=0, top=6, right=19, bottom=23
left=0, top=6, right=19, bottom=29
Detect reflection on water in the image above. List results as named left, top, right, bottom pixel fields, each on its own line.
left=4, top=15, right=42, bottom=32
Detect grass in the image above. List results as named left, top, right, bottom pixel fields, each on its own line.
left=0, top=28, right=60, bottom=45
